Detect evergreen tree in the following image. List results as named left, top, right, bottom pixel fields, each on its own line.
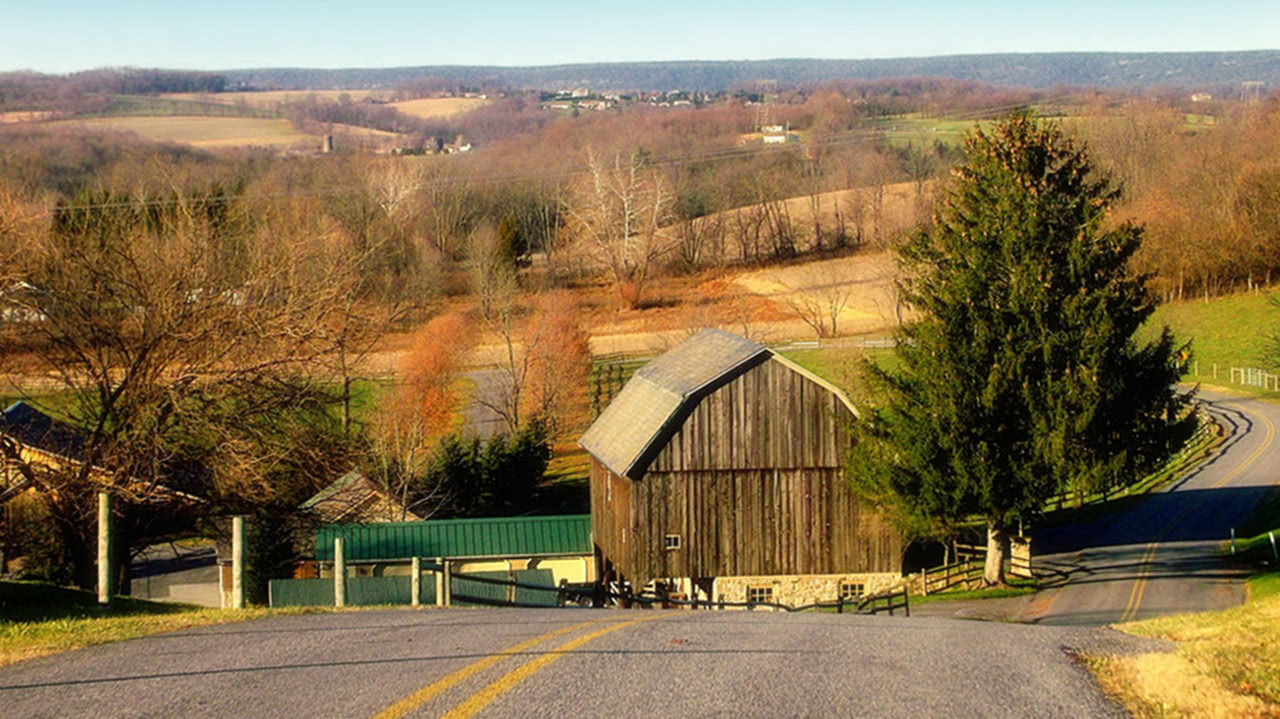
left=848, top=113, right=1193, bottom=584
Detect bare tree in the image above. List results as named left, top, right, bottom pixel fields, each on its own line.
left=0, top=188, right=362, bottom=588
left=569, top=148, right=672, bottom=309
left=775, top=268, right=856, bottom=339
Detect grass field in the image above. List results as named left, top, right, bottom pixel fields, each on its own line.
left=1144, top=291, right=1280, bottom=395
left=389, top=97, right=489, bottom=119
left=0, top=580, right=330, bottom=667
left=46, top=116, right=313, bottom=148
left=160, top=90, right=384, bottom=108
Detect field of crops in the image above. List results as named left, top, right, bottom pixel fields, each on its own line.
left=45, top=116, right=313, bottom=148
left=389, top=96, right=489, bottom=118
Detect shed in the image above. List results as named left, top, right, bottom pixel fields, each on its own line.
left=307, top=514, right=595, bottom=585
left=580, top=329, right=903, bottom=605
left=300, top=470, right=422, bottom=524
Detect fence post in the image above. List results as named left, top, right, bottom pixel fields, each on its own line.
left=1231, top=528, right=1236, bottom=555
left=334, top=537, right=345, bottom=608
left=902, top=587, right=910, bottom=618
left=411, top=556, right=421, bottom=607
left=442, top=558, right=452, bottom=607
left=231, top=516, right=245, bottom=610
left=921, top=568, right=928, bottom=596
left=558, top=578, right=568, bottom=608
left=434, top=556, right=445, bottom=607
left=97, top=492, right=112, bottom=606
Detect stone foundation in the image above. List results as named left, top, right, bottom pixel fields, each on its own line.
left=711, top=572, right=902, bottom=610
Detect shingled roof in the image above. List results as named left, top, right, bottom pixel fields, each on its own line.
left=0, top=401, right=87, bottom=462
left=580, top=329, right=771, bottom=479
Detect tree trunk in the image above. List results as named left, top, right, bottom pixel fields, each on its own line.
left=984, top=522, right=1008, bottom=586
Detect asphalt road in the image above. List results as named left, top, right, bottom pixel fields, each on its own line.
left=1028, top=389, right=1280, bottom=625
left=460, top=369, right=508, bottom=439
left=0, top=607, right=1165, bottom=719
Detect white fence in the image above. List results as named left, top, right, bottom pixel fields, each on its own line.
left=1229, top=366, right=1280, bottom=391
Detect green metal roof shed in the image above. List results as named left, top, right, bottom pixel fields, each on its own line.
left=315, top=514, right=592, bottom=561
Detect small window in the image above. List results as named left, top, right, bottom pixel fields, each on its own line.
left=664, top=534, right=681, bottom=550
left=840, top=582, right=865, bottom=601
left=747, top=586, right=773, bottom=605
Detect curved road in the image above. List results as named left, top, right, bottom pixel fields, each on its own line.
left=1028, top=389, right=1280, bottom=625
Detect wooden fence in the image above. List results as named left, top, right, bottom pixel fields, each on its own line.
left=1043, top=408, right=1218, bottom=511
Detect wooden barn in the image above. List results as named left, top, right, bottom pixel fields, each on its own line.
left=580, top=329, right=903, bottom=607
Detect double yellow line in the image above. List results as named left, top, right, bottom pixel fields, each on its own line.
left=1120, top=541, right=1158, bottom=622
left=1120, top=402, right=1276, bottom=623
left=374, top=613, right=667, bottom=719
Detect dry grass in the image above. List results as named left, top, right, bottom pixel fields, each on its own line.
left=1091, top=581, right=1280, bottom=717
left=0, top=111, right=55, bottom=123
left=735, top=251, right=902, bottom=337
left=389, top=97, right=490, bottom=119
left=160, top=90, right=383, bottom=107
left=45, top=116, right=313, bottom=148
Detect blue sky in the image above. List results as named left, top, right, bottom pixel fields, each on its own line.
left=3, top=0, right=1278, bottom=73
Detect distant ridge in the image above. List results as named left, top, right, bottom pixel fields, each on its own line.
left=222, top=52, right=1280, bottom=92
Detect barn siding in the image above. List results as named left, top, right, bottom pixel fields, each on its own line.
left=649, top=358, right=846, bottom=473
left=590, top=354, right=903, bottom=588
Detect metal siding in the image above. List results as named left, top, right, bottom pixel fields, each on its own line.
left=315, top=515, right=592, bottom=561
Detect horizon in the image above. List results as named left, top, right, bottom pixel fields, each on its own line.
left=5, top=0, right=1280, bottom=75
left=15, top=48, right=1280, bottom=76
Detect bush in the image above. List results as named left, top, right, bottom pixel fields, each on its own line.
left=419, top=421, right=551, bottom=517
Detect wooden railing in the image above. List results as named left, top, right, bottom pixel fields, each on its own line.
left=1043, top=408, right=1218, bottom=511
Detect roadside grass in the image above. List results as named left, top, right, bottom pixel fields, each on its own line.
left=1088, top=576, right=1280, bottom=717
left=910, top=578, right=1038, bottom=605
left=0, top=580, right=335, bottom=667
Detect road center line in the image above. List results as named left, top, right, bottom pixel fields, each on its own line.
left=371, top=617, right=608, bottom=719
left=1121, top=402, right=1276, bottom=622
left=441, top=614, right=669, bottom=719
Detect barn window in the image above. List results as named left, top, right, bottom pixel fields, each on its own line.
left=840, top=582, right=865, bottom=601
left=664, top=534, right=681, bottom=550
left=747, top=586, right=773, bottom=605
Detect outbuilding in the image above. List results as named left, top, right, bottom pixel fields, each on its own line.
left=580, top=329, right=903, bottom=606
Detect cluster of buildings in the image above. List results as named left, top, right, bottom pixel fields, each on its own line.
left=2, top=329, right=910, bottom=609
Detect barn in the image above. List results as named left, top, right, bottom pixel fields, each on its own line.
left=580, top=329, right=903, bottom=607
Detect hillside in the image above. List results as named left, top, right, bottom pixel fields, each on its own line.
left=222, top=52, right=1280, bottom=92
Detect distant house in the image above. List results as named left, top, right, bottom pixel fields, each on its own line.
left=0, top=282, right=48, bottom=324
left=0, top=401, right=93, bottom=507
left=580, top=329, right=903, bottom=607
left=300, top=470, right=421, bottom=524
left=761, top=124, right=793, bottom=144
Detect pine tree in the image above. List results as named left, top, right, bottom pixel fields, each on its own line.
left=848, top=112, right=1193, bottom=584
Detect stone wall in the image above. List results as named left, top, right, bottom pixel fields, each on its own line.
left=712, top=572, right=902, bottom=609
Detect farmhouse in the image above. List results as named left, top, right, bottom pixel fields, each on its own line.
left=580, top=329, right=903, bottom=607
